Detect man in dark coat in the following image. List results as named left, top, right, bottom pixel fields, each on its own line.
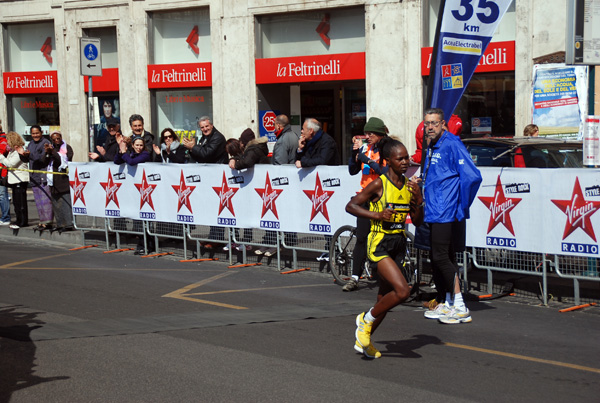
left=295, top=118, right=339, bottom=168
left=183, top=116, right=228, bottom=164
left=182, top=116, right=228, bottom=248
left=128, top=114, right=155, bottom=156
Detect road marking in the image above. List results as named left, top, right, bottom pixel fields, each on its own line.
left=0, top=252, right=73, bottom=269
left=444, top=342, right=600, bottom=374
left=187, top=283, right=329, bottom=296
left=162, top=271, right=248, bottom=310
left=0, top=266, right=220, bottom=272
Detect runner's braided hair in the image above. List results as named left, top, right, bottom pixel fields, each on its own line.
left=379, top=137, right=406, bottom=160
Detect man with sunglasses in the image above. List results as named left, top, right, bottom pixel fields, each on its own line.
left=420, top=108, right=481, bottom=324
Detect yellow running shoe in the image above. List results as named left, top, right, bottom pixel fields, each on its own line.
left=354, top=340, right=363, bottom=354
left=423, top=299, right=439, bottom=310
left=363, top=343, right=381, bottom=359
left=355, top=312, right=373, bottom=347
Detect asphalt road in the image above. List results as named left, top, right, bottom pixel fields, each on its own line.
left=0, top=234, right=599, bottom=402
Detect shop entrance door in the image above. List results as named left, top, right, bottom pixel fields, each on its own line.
left=300, top=81, right=365, bottom=164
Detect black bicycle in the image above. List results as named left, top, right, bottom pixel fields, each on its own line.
left=329, top=225, right=416, bottom=287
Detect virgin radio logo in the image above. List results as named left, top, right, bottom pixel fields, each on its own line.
left=69, top=168, right=88, bottom=214
left=100, top=168, right=123, bottom=217
left=552, top=177, right=600, bottom=254
left=172, top=170, right=196, bottom=223
left=212, top=171, right=239, bottom=226
left=303, top=173, right=334, bottom=233
left=478, top=175, right=522, bottom=248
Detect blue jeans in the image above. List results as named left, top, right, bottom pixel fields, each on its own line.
left=0, top=184, right=10, bottom=222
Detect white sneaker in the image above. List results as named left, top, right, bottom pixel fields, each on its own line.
left=424, top=303, right=451, bottom=319
left=317, top=252, right=329, bottom=262
left=0, top=221, right=10, bottom=226
left=263, top=248, right=277, bottom=257
left=9, top=224, right=20, bottom=230
left=438, top=308, right=472, bottom=324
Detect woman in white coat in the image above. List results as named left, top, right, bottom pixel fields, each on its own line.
left=0, top=131, right=29, bottom=229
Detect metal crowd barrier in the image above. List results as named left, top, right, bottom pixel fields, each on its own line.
left=552, top=255, right=600, bottom=305
left=73, top=215, right=109, bottom=248
left=470, top=247, right=549, bottom=305
left=73, top=214, right=598, bottom=307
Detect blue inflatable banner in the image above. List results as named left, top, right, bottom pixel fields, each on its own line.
left=429, top=0, right=513, bottom=119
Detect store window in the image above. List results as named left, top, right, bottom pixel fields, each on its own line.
left=148, top=8, right=212, bottom=138
left=454, top=73, right=515, bottom=137
left=8, top=95, right=60, bottom=141
left=5, top=21, right=56, bottom=72
left=150, top=9, right=211, bottom=64
left=258, top=7, right=365, bottom=58
left=3, top=21, right=58, bottom=137
left=155, top=89, right=212, bottom=140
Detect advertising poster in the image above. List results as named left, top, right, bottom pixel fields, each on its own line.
left=95, top=97, right=120, bottom=148
left=532, top=64, right=588, bottom=138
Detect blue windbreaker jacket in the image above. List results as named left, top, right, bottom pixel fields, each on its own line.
left=423, top=131, right=482, bottom=223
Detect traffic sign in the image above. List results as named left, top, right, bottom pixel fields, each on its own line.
left=262, top=111, right=276, bottom=132
left=80, top=37, right=102, bottom=76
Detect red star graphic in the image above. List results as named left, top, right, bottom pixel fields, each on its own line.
left=303, top=172, right=334, bottom=222
left=99, top=168, right=123, bottom=208
left=255, top=172, right=283, bottom=219
left=478, top=175, right=522, bottom=236
left=171, top=170, right=196, bottom=213
left=134, top=169, right=157, bottom=210
left=551, top=177, right=600, bottom=242
left=69, top=168, right=88, bottom=206
left=212, top=172, right=239, bottom=216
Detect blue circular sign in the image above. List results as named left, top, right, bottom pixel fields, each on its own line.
left=85, top=44, right=99, bottom=61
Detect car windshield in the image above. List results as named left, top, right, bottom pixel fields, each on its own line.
left=465, top=140, right=583, bottom=168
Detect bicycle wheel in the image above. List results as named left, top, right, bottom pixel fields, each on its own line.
left=329, top=225, right=357, bottom=285
left=401, top=230, right=416, bottom=285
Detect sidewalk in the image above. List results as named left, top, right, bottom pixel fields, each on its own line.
left=0, top=189, right=83, bottom=244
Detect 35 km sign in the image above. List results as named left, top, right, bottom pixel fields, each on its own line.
left=80, top=37, right=102, bottom=77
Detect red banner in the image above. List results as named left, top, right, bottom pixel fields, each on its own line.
left=421, top=41, right=515, bottom=76
left=3, top=71, right=58, bottom=94
left=255, top=53, right=366, bottom=84
left=83, top=68, right=119, bottom=92
left=147, top=63, right=212, bottom=89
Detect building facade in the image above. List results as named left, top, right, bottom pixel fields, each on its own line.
left=0, top=0, right=568, bottom=162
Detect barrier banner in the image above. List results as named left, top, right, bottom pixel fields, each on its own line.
left=428, top=0, right=513, bottom=119
left=71, top=163, right=600, bottom=257
left=69, top=163, right=360, bottom=235
left=468, top=167, right=600, bottom=257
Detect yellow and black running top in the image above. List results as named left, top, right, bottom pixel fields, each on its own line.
left=369, top=173, right=412, bottom=234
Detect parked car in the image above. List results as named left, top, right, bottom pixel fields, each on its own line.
left=462, top=137, right=583, bottom=168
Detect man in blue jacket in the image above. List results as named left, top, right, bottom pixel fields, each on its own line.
left=421, top=108, right=481, bottom=324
